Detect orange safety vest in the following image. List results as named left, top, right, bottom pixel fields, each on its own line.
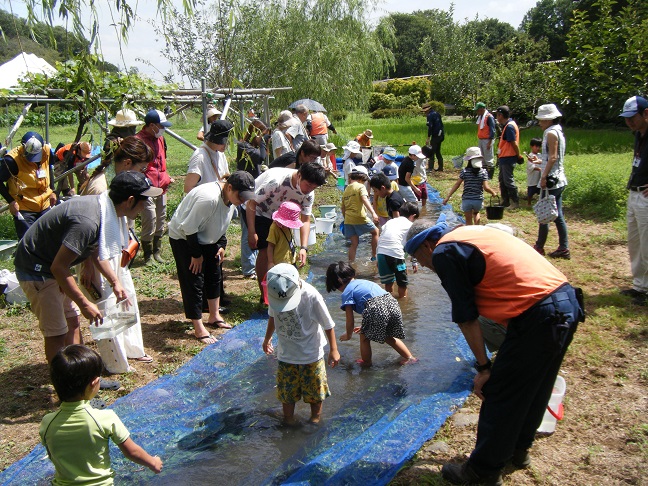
left=497, top=119, right=519, bottom=158
left=438, top=226, right=567, bottom=326
left=310, top=112, right=328, bottom=136
left=477, top=113, right=493, bottom=140
left=6, top=145, right=53, bottom=212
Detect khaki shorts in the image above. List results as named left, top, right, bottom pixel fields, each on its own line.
left=20, top=279, right=80, bottom=337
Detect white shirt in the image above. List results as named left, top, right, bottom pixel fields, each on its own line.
left=271, top=129, right=292, bottom=157
left=187, top=144, right=229, bottom=184
left=268, top=280, right=335, bottom=364
left=343, top=158, right=356, bottom=185
left=168, top=182, right=235, bottom=245
left=377, top=217, right=413, bottom=259
left=253, top=168, right=314, bottom=218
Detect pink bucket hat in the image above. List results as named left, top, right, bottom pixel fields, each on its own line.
left=272, top=201, right=304, bottom=229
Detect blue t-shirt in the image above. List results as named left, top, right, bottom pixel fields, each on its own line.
left=340, top=279, right=387, bottom=314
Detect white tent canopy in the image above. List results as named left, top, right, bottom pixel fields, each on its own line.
left=0, top=53, right=57, bottom=89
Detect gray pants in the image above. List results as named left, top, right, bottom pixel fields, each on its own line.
left=498, top=162, right=519, bottom=203
left=140, top=194, right=166, bottom=242
left=478, top=139, right=494, bottom=168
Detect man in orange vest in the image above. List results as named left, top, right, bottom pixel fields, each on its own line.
left=307, top=111, right=336, bottom=146
left=0, top=132, right=57, bottom=238
left=405, top=218, right=584, bottom=485
left=475, top=102, right=496, bottom=179
left=495, top=106, right=523, bottom=209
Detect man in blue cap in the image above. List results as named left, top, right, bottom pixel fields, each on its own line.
left=404, top=219, right=584, bottom=485
left=618, top=95, right=648, bottom=305
left=0, top=131, right=57, bottom=238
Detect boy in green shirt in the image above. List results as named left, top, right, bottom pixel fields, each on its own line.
left=40, top=345, right=162, bottom=484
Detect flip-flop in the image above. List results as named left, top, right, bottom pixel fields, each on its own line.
left=99, top=378, right=121, bottom=390
left=196, top=334, right=217, bottom=344
left=89, top=398, right=107, bottom=409
left=208, top=319, right=232, bottom=329
left=132, top=354, right=153, bottom=363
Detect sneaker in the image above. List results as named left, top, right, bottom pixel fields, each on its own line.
left=632, top=293, right=648, bottom=306
left=441, top=462, right=503, bottom=486
left=511, top=448, right=531, bottom=468
left=244, top=272, right=257, bottom=280
left=533, top=245, right=545, bottom=256
left=548, top=247, right=571, bottom=259
left=370, top=256, right=377, bottom=262
left=620, top=288, right=645, bottom=298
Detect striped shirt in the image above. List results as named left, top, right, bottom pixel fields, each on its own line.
left=460, top=167, right=489, bottom=200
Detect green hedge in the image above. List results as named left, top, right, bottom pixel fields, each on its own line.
left=371, top=108, right=420, bottom=119
left=0, top=110, right=78, bottom=127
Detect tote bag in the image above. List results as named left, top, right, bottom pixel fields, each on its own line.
left=534, top=189, right=558, bottom=224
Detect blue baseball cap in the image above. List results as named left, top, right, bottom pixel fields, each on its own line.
left=382, top=164, right=398, bottom=180
left=404, top=214, right=450, bottom=255
left=144, top=109, right=172, bottom=127
left=619, top=96, right=648, bottom=117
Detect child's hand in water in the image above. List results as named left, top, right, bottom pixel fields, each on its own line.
left=339, top=333, right=351, bottom=341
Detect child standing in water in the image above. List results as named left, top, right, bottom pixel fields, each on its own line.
left=263, top=264, right=340, bottom=424
left=326, top=261, right=417, bottom=366
left=443, top=147, right=497, bottom=225
left=341, top=166, right=379, bottom=262
left=267, top=201, right=303, bottom=269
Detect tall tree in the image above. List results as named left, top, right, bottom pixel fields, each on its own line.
left=463, top=18, right=517, bottom=51
left=519, top=0, right=573, bottom=60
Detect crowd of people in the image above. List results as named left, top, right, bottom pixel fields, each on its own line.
left=5, top=94, right=648, bottom=485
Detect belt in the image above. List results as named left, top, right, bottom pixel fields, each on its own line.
left=629, top=185, right=647, bottom=192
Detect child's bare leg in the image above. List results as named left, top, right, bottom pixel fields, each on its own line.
left=465, top=210, right=474, bottom=225
left=282, top=402, right=297, bottom=425
left=397, top=285, right=407, bottom=299
left=359, top=333, right=372, bottom=365
left=370, top=229, right=379, bottom=258
left=385, top=282, right=395, bottom=294
left=385, top=336, right=416, bottom=362
left=309, top=401, right=323, bottom=423
left=474, top=211, right=481, bottom=225
left=348, top=235, right=359, bottom=262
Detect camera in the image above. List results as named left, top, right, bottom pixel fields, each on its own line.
left=546, top=175, right=559, bottom=188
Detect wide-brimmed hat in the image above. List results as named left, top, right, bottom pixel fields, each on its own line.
left=421, top=102, right=432, bottom=112
left=272, top=201, right=304, bottom=229
left=382, top=146, right=397, bottom=161
left=144, top=109, right=172, bottom=127
left=108, top=109, right=143, bottom=127
left=342, top=140, right=362, bottom=155
left=409, top=144, right=425, bottom=159
left=404, top=214, right=450, bottom=255
left=350, top=165, right=369, bottom=177
left=321, top=142, right=337, bottom=152
left=363, top=129, right=373, bottom=139
left=266, top=264, right=302, bottom=312
left=535, top=104, right=562, bottom=120
left=463, top=146, right=483, bottom=162
left=619, top=96, right=648, bottom=117
left=206, top=107, right=223, bottom=120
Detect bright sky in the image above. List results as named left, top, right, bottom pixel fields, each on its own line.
left=2, top=0, right=536, bottom=85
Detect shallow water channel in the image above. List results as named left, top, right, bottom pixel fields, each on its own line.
left=0, top=200, right=476, bottom=486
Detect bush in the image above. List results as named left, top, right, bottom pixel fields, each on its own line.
left=422, top=100, right=446, bottom=116
left=371, top=108, right=420, bottom=119
left=328, top=110, right=348, bottom=122
left=0, top=110, right=78, bottom=127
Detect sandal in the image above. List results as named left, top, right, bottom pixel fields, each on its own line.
left=207, top=319, right=232, bottom=329
left=99, top=378, right=121, bottom=390
left=132, top=354, right=153, bottom=363
left=196, top=334, right=217, bottom=344
left=89, top=398, right=107, bottom=409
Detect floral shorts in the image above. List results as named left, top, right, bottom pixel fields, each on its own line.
left=277, top=359, right=330, bottom=404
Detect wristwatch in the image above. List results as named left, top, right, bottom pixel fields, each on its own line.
left=300, top=246, right=308, bottom=252
left=474, top=359, right=492, bottom=372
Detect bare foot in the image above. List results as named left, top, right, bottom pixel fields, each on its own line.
left=309, top=415, right=321, bottom=424
left=356, top=358, right=372, bottom=367
left=400, top=356, right=419, bottom=365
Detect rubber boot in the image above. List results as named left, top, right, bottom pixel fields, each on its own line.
left=152, top=236, right=165, bottom=264
left=142, top=240, right=154, bottom=266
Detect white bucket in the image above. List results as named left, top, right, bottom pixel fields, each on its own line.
left=315, top=217, right=335, bottom=234
left=537, top=375, right=566, bottom=434
left=292, top=224, right=316, bottom=247
left=0, top=269, right=28, bottom=305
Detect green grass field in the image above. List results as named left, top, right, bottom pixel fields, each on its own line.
left=0, top=110, right=635, bottom=242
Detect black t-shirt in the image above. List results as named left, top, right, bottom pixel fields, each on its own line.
left=269, top=151, right=297, bottom=169
left=628, top=130, right=648, bottom=188
left=398, top=157, right=415, bottom=186
left=386, top=190, right=405, bottom=218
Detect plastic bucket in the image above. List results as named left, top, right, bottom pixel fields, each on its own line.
left=315, top=217, right=335, bottom=234
left=337, top=176, right=345, bottom=188
left=319, top=205, right=337, bottom=217
left=537, top=375, right=566, bottom=434
left=486, top=196, right=505, bottom=220
left=293, top=222, right=316, bottom=247
left=1, top=269, right=28, bottom=305
left=261, top=279, right=269, bottom=305
left=90, top=296, right=138, bottom=340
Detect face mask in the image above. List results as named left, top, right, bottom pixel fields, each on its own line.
left=154, top=127, right=165, bottom=139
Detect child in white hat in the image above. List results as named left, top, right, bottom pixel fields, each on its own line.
left=262, top=264, right=340, bottom=425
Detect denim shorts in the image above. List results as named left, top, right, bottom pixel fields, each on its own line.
left=461, top=198, right=483, bottom=212
left=343, top=221, right=377, bottom=238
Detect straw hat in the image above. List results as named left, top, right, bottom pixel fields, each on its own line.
left=108, top=109, right=144, bottom=127
left=535, top=104, right=562, bottom=120
left=363, top=129, right=373, bottom=139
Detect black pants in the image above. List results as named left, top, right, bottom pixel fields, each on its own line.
left=14, top=209, right=49, bottom=239
left=468, top=284, right=584, bottom=476
left=429, top=136, right=444, bottom=170
left=170, top=238, right=221, bottom=320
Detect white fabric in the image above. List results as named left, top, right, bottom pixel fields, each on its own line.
left=476, top=109, right=491, bottom=130
left=187, top=144, right=229, bottom=184
left=98, top=192, right=128, bottom=261
left=252, top=168, right=314, bottom=218
left=478, top=138, right=495, bottom=167
left=271, top=129, right=292, bottom=156
left=377, top=217, right=413, bottom=259
left=168, top=182, right=235, bottom=245
left=0, top=53, right=57, bottom=89
left=343, top=158, right=356, bottom=185
left=413, top=158, right=427, bottom=183
left=627, top=191, right=648, bottom=293
left=527, top=158, right=542, bottom=187
left=286, top=119, right=307, bottom=151
left=268, top=280, right=335, bottom=364
left=538, top=124, right=567, bottom=189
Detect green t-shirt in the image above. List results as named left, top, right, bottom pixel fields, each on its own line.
left=40, top=400, right=130, bottom=485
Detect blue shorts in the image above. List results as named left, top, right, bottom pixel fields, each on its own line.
left=343, top=221, right=377, bottom=238
left=377, top=254, right=408, bottom=287
left=461, top=199, right=483, bottom=213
